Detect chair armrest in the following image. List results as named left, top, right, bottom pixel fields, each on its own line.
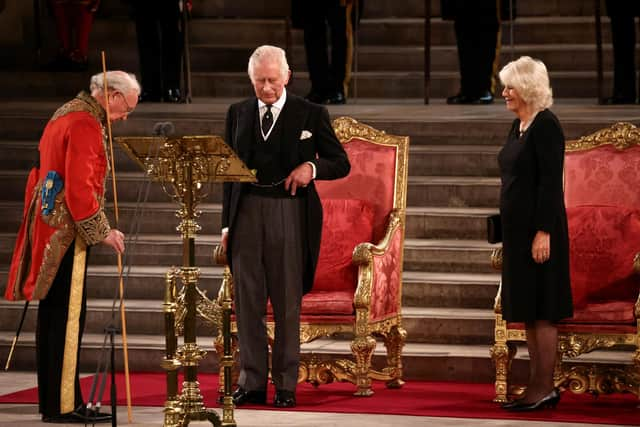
left=352, top=209, right=404, bottom=321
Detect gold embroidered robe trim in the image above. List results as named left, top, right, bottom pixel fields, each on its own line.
left=33, top=189, right=76, bottom=300
left=75, top=209, right=111, bottom=246
left=60, top=238, right=87, bottom=414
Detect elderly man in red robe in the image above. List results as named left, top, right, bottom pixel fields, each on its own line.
left=5, top=71, right=140, bottom=423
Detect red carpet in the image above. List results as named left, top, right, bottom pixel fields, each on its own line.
left=1, top=373, right=638, bottom=425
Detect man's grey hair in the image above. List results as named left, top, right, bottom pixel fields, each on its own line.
left=90, top=71, right=141, bottom=96
left=247, top=45, right=290, bottom=81
left=499, top=56, right=553, bottom=111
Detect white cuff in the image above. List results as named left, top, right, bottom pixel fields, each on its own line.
left=306, top=161, right=317, bottom=179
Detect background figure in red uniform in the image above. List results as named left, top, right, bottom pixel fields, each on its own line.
left=47, top=0, right=100, bottom=71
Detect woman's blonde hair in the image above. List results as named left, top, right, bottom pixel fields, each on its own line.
left=499, top=56, right=553, bottom=111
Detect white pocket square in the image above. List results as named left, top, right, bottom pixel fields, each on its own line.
left=300, top=130, right=313, bottom=140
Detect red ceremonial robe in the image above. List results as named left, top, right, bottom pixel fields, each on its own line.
left=5, top=91, right=111, bottom=302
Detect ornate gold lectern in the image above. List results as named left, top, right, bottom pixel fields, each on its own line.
left=116, top=135, right=256, bottom=427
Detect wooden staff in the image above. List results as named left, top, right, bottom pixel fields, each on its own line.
left=100, top=51, right=133, bottom=423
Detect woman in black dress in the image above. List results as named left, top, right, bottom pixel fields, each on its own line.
left=497, top=56, right=573, bottom=411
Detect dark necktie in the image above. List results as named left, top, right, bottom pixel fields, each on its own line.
left=261, top=104, right=273, bottom=136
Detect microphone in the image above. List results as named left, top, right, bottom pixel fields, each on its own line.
left=152, top=121, right=175, bottom=137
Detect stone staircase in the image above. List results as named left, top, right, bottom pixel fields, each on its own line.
left=0, top=0, right=636, bottom=387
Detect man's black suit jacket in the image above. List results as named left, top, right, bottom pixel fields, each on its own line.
left=222, top=93, right=351, bottom=294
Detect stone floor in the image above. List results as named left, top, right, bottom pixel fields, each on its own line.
left=0, top=372, right=629, bottom=427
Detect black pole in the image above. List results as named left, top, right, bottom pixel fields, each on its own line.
left=107, top=325, right=118, bottom=427
left=4, top=301, right=29, bottom=371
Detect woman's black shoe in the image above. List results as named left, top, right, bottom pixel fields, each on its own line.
left=507, top=388, right=560, bottom=412
left=500, top=397, right=524, bottom=409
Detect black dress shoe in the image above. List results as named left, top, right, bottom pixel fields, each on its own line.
left=42, top=412, right=105, bottom=423
left=232, top=387, right=267, bottom=406
left=273, top=390, right=296, bottom=408
left=164, top=88, right=182, bottom=103
left=601, top=95, right=636, bottom=105
left=446, top=91, right=494, bottom=105
left=74, top=406, right=113, bottom=423
left=325, top=92, right=346, bottom=105
left=507, top=388, right=560, bottom=412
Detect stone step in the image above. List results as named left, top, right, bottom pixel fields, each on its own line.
left=0, top=233, right=499, bottom=276
left=82, top=43, right=618, bottom=75
left=0, top=70, right=620, bottom=100
left=0, top=298, right=494, bottom=344
left=98, top=0, right=600, bottom=19
left=83, top=17, right=617, bottom=51
left=0, top=100, right=634, bottom=147
left=0, top=331, right=500, bottom=381
left=402, top=271, right=499, bottom=309
left=403, top=239, right=500, bottom=274
left=0, top=199, right=499, bottom=241
left=0, top=332, right=632, bottom=384
left=0, top=139, right=502, bottom=177
left=0, top=171, right=502, bottom=208
left=0, top=267, right=500, bottom=310
left=406, top=206, right=498, bottom=240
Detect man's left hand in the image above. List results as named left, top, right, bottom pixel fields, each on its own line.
left=284, top=163, right=313, bottom=196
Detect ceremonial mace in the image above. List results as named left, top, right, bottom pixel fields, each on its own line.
left=101, top=51, right=134, bottom=423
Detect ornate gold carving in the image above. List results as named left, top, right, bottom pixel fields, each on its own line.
left=51, top=91, right=106, bottom=125
left=33, top=188, right=75, bottom=300
left=558, top=334, right=634, bottom=358
left=75, top=209, right=111, bottom=246
left=491, top=247, right=502, bottom=270
left=566, top=122, right=640, bottom=152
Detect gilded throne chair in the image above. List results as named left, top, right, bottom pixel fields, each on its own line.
left=214, top=116, right=409, bottom=396
left=491, top=122, right=640, bottom=402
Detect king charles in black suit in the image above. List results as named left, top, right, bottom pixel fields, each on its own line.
left=221, top=45, right=350, bottom=408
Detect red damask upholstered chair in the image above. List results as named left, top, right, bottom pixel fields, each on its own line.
left=214, top=116, right=409, bottom=396
left=491, top=122, right=640, bottom=402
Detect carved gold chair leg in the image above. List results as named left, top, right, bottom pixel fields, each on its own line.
left=490, top=340, right=518, bottom=403
left=351, top=334, right=376, bottom=396
left=383, top=325, right=407, bottom=388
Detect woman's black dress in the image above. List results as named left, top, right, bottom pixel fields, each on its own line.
left=498, top=109, right=573, bottom=322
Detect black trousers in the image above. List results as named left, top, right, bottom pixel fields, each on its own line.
left=606, top=0, right=639, bottom=99
left=132, top=0, right=183, bottom=96
left=454, top=15, right=500, bottom=97
left=230, top=194, right=306, bottom=393
left=302, top=0, right=348, bottom=96
left=36, top=242, right=88, bottom=417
